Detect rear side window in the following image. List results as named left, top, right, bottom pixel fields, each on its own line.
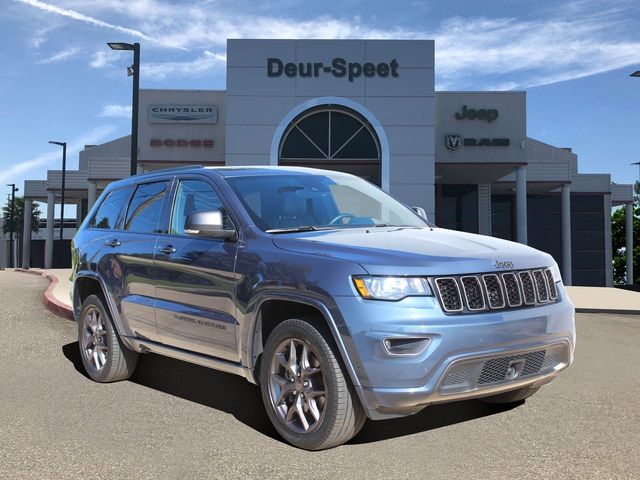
left=124, top=181, right=169, bottom=233
left=89, top=187, right=131, bottom=230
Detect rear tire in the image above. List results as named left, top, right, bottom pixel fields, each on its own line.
left=481, top=386, right=539, bottom=404
left=260, top=318, right=366, bottom=450
left=77, top=294, right=138, bottom=382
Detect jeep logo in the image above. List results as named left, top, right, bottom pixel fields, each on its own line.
left=494, top=260, right=514, bottom=270
left=455, top=105, right=499, bottom=123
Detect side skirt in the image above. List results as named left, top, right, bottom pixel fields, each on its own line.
left=127, top=337, right=255, bottom=383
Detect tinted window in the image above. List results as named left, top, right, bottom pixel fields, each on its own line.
left=124, top=181, right=168, bottom=233
left=89, top=187, right=131, bottom=230
left=170, top=179, right=232, bottom=235
left=226, top=173, right=426, bottom=231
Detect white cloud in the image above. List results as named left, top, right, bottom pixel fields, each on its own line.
left=142, top=50, right=226, bottom=80
left=14, top=0, right=177, bottom=48
left=99, top=104, right=132, bottom=117
left=0, top=125, right=118, bottom=186
left=16, top=0, right=640, bottom=89
left=89, top=50, right=114, bottom=69
left=35, top=47, right=79, bottom=64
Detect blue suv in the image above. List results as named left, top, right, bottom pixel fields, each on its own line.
left=71, top=166, right=575, bottom=450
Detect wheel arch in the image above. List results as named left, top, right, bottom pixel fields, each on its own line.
left=73, top=272, right=131, bottom=345
left=246, top=294, right=364, bottom=395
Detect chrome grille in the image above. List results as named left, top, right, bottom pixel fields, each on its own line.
left=435, top=278, right=462, bottom=312
left=533, top=269, right=549, bottom=302
left=478, top=350, right=546, bottom=385
left=482, top=274, right=505, bottom=309
left=502, top=273, right=522, bottom=307
left=433, top=267, right=559, bottom=314
left=518, top=271, right=536, bottom=305
left=460, top=276, right=485, bottom=310
left=545, top=269, right=558, bottom=300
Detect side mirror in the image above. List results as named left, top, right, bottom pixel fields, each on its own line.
left=184, top=210, right=236, bottom=240
left=411, top=206, right=428, bottom=220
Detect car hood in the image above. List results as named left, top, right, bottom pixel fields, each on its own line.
left=272, top=227, right=555, bottom=276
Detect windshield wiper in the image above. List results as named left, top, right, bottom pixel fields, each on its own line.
left=266, top=226, right=319, bottom=234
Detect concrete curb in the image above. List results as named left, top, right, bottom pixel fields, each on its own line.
left=15, top=269, right=74, bottom=321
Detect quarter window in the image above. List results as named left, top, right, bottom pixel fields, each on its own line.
left=89, top=187, right=131, bottom=230
left=170, top=179, right=232, bottom=235
left=124, top=181, right=169, bottom=233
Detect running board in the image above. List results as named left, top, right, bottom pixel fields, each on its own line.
left=128, top=337, right=249, bottom=379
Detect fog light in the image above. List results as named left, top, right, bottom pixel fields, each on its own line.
left=382, top=337, right=431, bottom=356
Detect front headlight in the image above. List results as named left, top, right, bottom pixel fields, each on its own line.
left=352, top=276, right=432, bottom=301
left=549, top=262, right=562, bottom=283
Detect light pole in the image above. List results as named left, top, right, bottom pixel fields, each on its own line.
left=107, top=42, right=140, bottom=177
left=6, top=183, right=19, bottom=268
left=48, top=141, right=67, bottom=240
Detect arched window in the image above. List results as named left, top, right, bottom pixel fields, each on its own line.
left=279, top=106, right=381, bottom=185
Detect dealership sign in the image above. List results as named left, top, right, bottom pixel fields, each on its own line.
left=455, top=105, right=499, bottom=123
left=445, top=134, right=509, bottom=150
left=267, top=58, right=399, bottom=82
left=148, top=105, right=218, bottom=124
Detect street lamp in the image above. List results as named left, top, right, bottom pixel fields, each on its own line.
left=107, top=42, right=140, bottom=177
left=6, top=183, right=19, bottom=268
left=48, top=140, right=67, bottom=240
left=630, top=71, right=640, bottom=77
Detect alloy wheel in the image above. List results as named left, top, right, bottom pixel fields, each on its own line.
left=81, top=306, right=108, bottom=372
left=268, top=338, right=327, bottom=434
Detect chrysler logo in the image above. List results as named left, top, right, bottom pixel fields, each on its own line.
left=148, top=104, right=218, bottom=124
left=494, top=260, right=514, bottom=270
left=445, top=134, right=463, bottom=150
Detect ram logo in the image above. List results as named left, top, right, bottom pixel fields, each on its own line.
left=445, top=134, right=463, bottom=150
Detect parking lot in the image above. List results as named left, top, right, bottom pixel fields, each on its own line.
left=1, top=270, right=638, bottom=479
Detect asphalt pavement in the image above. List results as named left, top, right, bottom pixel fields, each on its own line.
left=1, top=270, right=638, bottom=479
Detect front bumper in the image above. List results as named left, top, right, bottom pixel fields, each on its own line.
left=332, top=284, right=576, bottom=420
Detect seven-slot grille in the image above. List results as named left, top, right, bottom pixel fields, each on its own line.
left=434, top=267, right=559, bottom=313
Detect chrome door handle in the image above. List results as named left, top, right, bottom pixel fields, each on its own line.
left=104, top=239, right=121, bottom=247
left=158, top=245, right=177, bottom=255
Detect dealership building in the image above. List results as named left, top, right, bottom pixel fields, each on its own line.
left=18, top=39, right=635, bottom=286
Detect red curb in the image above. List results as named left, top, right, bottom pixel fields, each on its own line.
left=14, top=269, right=74, bottom=321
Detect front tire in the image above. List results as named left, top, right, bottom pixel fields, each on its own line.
left=78, top=294, right=138, bottom=382
left=260, top=318, right=366, bottom=450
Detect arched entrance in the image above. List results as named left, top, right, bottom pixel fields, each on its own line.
left=277, top=105, right=382, bottom=186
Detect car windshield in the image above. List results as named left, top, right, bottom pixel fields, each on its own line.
left=224, top=172, right=429, bottom=232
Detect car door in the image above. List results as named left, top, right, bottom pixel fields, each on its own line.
left=153, top=175, right=240, bottom=362
left=95, top=179, right=171, bottom=341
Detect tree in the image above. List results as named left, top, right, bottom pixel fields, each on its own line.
left=2, top=196, right=40, bottom=238
left=611, top=181, right=639, bottom=285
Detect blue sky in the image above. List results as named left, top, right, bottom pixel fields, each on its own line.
left=1, top=0, right=639, bottom=215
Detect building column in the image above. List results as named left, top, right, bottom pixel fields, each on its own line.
left=626, top=203, right=634, bottom=285
left=561, top=185, right=572, bottom=286
left=88, top=181, right=97, bottom=210
left=516, top=166, right=528, bottom=244
left=22, top=198, right=32, bottom=269
left=45, top=191, right=55, bottom=269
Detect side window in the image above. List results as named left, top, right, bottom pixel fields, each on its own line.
left=124, top=181, right=169, bottom=233
left=89, top=187, right=131, bottom=230
left=170, top=179, right=232, bottom=235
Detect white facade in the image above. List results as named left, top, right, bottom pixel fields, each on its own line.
left=19, top=38, right=634, bottom=285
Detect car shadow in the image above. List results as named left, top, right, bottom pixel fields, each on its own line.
left=62, top=342, right=523, bottom=446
